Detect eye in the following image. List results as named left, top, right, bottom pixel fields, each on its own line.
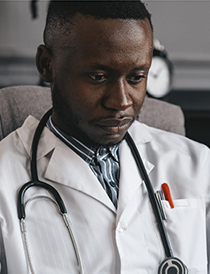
left=88, top=73, right=108, bottom=83
left=127, top=74, right=146, bottom=85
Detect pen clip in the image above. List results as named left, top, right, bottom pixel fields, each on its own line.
left=155, top=190, right=167, bottom=220
left=161, top=183, right=174, bottom=209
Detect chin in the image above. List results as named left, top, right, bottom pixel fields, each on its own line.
left=92, top=133, right=126, bottom=147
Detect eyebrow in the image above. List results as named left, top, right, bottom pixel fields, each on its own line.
left=131, top=65, right=148, bottom=71
left=83, top=63, right=148, bottom=72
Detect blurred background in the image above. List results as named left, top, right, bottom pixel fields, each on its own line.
left=0, top=0, right=210, bottom=145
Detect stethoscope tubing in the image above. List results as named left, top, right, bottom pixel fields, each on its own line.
left=17, top=108, right=68, bottom=220
left=31, top=108, right=53, bottom=182
left=17, top=180, right=67, bottom=219
left=125, top=132, right=174, bottom=258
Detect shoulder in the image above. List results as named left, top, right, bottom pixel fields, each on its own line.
left=0, top=116, right=39, bottom=158
left=129, top=120, right=210, bottom=160
left=0, top=115, right=59, bottom=175
left=128, top=121, right=210, bottom=199
left=0, top=116, right=40, bottom=186
left=0, top=117, right=38, bottom=192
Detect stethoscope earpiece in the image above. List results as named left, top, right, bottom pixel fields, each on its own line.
left=158, top=257, right=188, bottom=274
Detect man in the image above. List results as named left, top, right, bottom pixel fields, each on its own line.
left=0, top=1, right=210, bottom=273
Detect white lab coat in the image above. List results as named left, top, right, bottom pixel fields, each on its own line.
left=0, top=116, right=210, bottom=274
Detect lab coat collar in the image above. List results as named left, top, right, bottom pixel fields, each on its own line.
left=17, top=117, right=154, bottom=214
left=127, top=121, right=154, bottom=178
left=16, top=116, right=57, bottom=159
left=128, top=120, right=153, bottom=145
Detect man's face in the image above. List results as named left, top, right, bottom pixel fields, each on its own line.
left=50, top=13, right=153, bottom=146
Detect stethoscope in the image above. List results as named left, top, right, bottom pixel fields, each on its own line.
left=17, top=108, right=188, bottom=274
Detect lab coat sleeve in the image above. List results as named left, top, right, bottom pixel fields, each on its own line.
left=202, top=146, right=210, bottom=273
left=207, top=209, right=210, bottom=273
left=0, top=223, right=7, bottom=274
left=206, top=183, right=210, bottom=274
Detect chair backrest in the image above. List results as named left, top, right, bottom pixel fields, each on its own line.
left=0, top=85, right=185, bottom=140
left=139, top=96, right=185, bottom=136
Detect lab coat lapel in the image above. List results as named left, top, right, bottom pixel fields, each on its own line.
left=17, top=116, right=116, bottom=212
left=44, top=141, right=117, bottom=212
left=117, top=121, right=154, bottom=220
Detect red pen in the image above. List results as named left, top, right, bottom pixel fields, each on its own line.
left=161, top=183, right=174, bottom=208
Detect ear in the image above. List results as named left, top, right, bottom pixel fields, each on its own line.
left=36, top=45, right=53, bottom=83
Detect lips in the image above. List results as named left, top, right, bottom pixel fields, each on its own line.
left=96, top=117, right=133, bottom=134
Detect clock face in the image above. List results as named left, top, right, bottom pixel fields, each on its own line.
left=147, top=56, right=171, bottom=98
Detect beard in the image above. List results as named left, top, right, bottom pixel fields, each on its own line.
left=51, top=84, right=79, bottom=131
left=51, top=83, right=91, bottom=143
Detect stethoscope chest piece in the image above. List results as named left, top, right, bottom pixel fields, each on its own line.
left=158, top=257, right=188, bottom=274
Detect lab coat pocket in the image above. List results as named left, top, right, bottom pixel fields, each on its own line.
left=162, top=198, right=207, bottom=272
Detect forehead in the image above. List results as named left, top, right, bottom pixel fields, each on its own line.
left=53, top=13, right=153, bottom=67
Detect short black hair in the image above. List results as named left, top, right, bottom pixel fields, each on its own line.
left=44, top=1, right=153, bottom=48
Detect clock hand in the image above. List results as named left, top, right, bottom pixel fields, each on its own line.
left=156, top=67, right=163, bottom=76
left=150, top=66, right=164, bottom=79
left=150, top=71, right=158, bottom=78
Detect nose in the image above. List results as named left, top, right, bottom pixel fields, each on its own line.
left=102, top=80, right=133, bottom=111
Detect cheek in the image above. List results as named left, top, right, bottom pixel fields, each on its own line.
left=132, top=86, right=147, bottom=110
left=63, top=83, right=103, bottom=116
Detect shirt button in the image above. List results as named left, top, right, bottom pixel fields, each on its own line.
left=98, top=147, right=106, bottom=155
